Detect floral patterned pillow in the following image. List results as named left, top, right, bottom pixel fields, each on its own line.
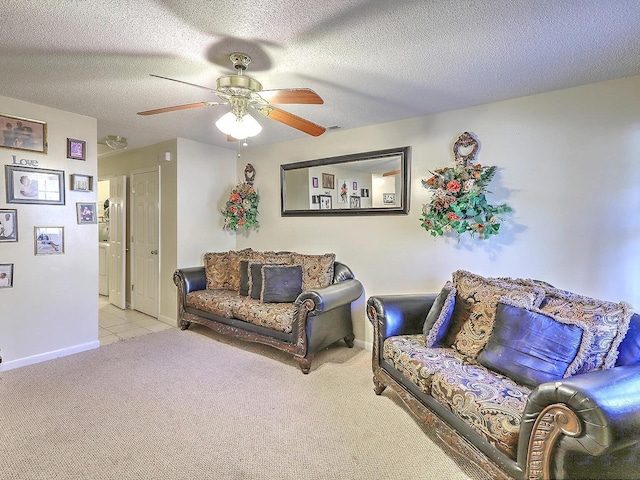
left=203, top=251, right=230, bottom=290
left=290, top=253, right=335, bottom=291
left=446, top=270, right=546, bottom=359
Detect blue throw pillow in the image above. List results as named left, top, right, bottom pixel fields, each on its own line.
left=477, top=300, right=593, bottom=388
left=423, top=281, right=456, bottom=347
left=261, top=265, right=303, bottom=303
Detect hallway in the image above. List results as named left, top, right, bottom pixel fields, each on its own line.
left=98, top=296, right=174, bottom=346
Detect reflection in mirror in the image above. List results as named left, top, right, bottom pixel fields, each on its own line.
left=281, top=146, right=411, bottom=216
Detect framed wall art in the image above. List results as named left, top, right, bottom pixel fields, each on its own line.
left=76, top=202, right=97, bottom=224
left=0, top=209, right=18, bottom=242
left=5, top=165, right=65, bottom=205
left=0, top=113, right=47, bottom=153
left=0, top=263, right=13, bottom=288
left=383, top=193, right=396, bottom=205
left=67, top=138, right=86, bottom=160
left=34, top=226, right=64, bottom=255
left=312, top=177, right=319, bottom=188
left=350, top=196, right=361, bottom=209
left=319, top=194, right=332, bottom=210
left=70, top=174, right=93, bottom=191
left=321, top=173, right=335, bottom=189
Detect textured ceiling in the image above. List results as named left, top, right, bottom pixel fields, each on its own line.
left=1, top=0, right=639, bottom=156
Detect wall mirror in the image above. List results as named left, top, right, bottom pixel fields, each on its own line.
left=281, top=146, right=411, bottom=216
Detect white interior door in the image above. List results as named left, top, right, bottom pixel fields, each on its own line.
left=108, top=175, right=127, bottom=309
left=131, top=169, right=159, bottom=318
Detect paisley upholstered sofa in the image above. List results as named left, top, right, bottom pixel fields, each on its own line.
left=367, top=270, right=640, bottom=479
left=174, top=248, right=363, bottom=373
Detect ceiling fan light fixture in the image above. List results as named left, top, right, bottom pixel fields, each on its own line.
left=104, top=135, right=128, bottom=150
left=215, top=111, right=262, bottom=140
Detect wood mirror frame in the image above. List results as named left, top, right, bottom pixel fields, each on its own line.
left=280, top=146, right=411, bottom=216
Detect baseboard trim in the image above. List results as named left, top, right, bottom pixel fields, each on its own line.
left=354, top=338, right=372, bottom=351
left=0, top=341, right=100, bottom=372
left=158, top=314, right=175, bottom=326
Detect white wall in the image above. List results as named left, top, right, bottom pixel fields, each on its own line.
left=235, top=75, right=640, bottom=347
left=0, top=95, right=98, bottom=370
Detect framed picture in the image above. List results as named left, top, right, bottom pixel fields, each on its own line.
left=5, top=165, right=64, bottom=205
left=350, top=196, right=361, bottom=208
left=0, top=113, right=47, bottom=153
left=312, top=177, right=319, bottom=188
left=383, top=193, right=396, bottom=205
left=34, top=226, right=64, bottom=255
left=67, top=138, right=86, bottom=160
left=0, top=209, right=18, bottom=242
left=361, top=188, right=370, bottom=198
left=0, top=263, right=13, bottom=288
left=338, top=179, right=348, bottom=203
left=353, top=181, right=358, bottom=190
left=76, top=202, right=97, bottom=224
left=322, top=173, right=335, bottom=189
left=319, top=194, right=332, bottom=210
left=70, top=174, right=93, bottom=191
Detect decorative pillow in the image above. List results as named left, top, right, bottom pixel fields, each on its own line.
left=538, top=285, right=632, bottom=373
left=477, top=300, right=593, bottom=388
left=445, top=270, right=546, bottom=359
left=290, top=252, right=335, bottom=291
left=248, top=263, right=265, bottom=300
left=616, top=313, right=640, bottom=366
left=260, top=265, right=303, bottom=303
left=225, top=248, right=253, bottom=291
left=423, top=282, right=456, bottom=347
left=239, top=260, right=250, bottom=296
left=203, top=251, right=230, bottom=290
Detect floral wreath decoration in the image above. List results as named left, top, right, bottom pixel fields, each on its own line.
left=420, top=132, right=512, bottom=239
left=222, top=163, right=260, bottom=231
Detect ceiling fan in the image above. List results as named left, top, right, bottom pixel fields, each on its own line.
left=137, top=52, right=326, bottom=140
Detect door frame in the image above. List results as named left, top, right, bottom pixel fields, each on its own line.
left=129, top=166, right=161, bottom=316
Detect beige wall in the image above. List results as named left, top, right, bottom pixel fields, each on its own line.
left=0, top=95, right=98, bottom=370
left=235, top=75, right=640, bottom=347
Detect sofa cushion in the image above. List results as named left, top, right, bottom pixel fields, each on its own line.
left=616, top=313, right=640, bottom=366
left=225, top=248, right=253, bottom=291
left=185, top=289, right=245, bottom=318
left=203, top=251, right=230, bottom=290
left=261, top=265, right=303, bottom=303
left=423, top=281, right=456, bottom=347
left=538, top=286, right=632, bottom=373
left=445, top=270, right=546, bottom=359
left=383, top=335, right=467, bottom=394
left=477, top=301, right=593, bottom=387
left=232, top=297, right=296, bottom=333
left=290, top=252, right=335, bottom=290
left=431, top=361, right=531, bottom=460
left=249, top=262, right=265, bottom=300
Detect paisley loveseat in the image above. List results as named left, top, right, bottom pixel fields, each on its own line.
left=367, top=270, right=640, bottom=479
left=174, top=248, right=363, bottom=373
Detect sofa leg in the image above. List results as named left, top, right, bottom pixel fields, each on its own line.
left=344, top=334, right=355, bottom=348
left=179, top=319, right=191, bottom=331
left=373, top=376, right=386, bottom=395
left=296, top=357, right=312, bottom=374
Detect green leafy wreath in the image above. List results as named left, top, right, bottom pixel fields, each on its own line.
left=420, top=132, right=512, bottom=240
left=222, top=164, right=259, bottom=231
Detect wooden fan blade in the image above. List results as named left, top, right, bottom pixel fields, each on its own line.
left=258, top=88, right=323, bottom=104
left=137, top=102, right=221, bottom=116
left=257, top=106, right=326, bottom=136
left=149, top=74, right=218, bottom=93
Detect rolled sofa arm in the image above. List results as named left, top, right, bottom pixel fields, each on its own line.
left=173, top=266, right=206, bottom=294
left=366, top=294, right=438, bottom=339
left=296, top=279, right=363, bottom=313
left=518, top=363, right=640, bottom=476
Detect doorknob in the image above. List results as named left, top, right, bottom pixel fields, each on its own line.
left=151, top=250, right=158, bottom=255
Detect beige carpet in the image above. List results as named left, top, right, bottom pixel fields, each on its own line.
left=0, top=326, right=491, bottom=480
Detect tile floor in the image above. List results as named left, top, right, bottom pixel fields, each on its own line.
left=98, top=295, right=174, bottom=346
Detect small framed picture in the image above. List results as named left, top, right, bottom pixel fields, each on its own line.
left=312, top=177, right=319, bottom=188
left=361, top=188, right=369, bottom=198
left=319, top=194, right=332, bottom=210
left=67, top=138, right=86, bottom=160
left=0, top=209, right=18, bottom=242
left=70, top=174, right=93, bottom=191
left=5, top=165, right=64, bottom=205
left=353, top=181, right=358, bottom=190
left=350, top=196, right=361, bottom=208
left=76, top=202, right=97, bottom=224
left=0, top=263, right=13, bottom=288
left=34, top=226, right=64, bottom=255
left=322, top=173, right=335, bottom=190
left=383, top=193, right=396, bottom=205
left=1, top=113, right=47, bottom=153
